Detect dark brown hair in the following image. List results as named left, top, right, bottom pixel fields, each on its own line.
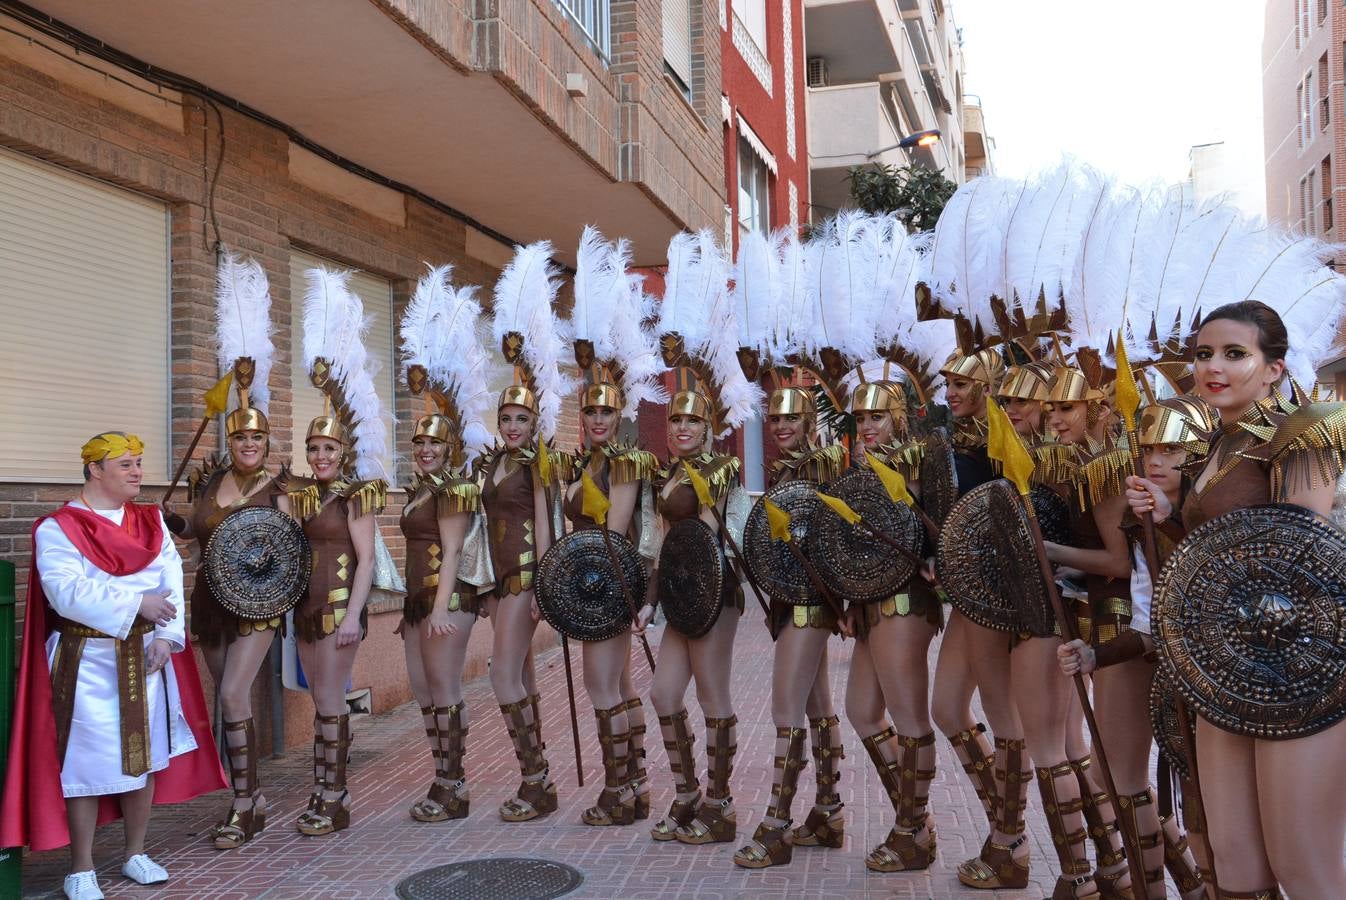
left=1198, top=300, right=1289, bottom=363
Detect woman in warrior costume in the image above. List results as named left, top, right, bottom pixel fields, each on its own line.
left=1059, top=395, right=1213, bottom=899
left=925, top=349, right=1021, bottom=874
left=636, top=382, right=745, bottom=846
left=483, top=240, right=571, bottom=822
left=732, top=382, right=848, bottom=869
left=1126, top=301, right=1346, bottom=898
left=954, top=358, right=1052, bottom=890
left=841, top=376, right=944, bottom=873
left=285, top=267, right=389, bottom=836
left=561, top=227, right=664, bottom=828
left=396, top=265, right=495, bottom=823
left=163, top=253, right=280, bottom=850
left=1021, top=362, right=1133, bottom=899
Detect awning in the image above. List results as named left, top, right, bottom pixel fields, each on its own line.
left=735, top=112, right=778, bottom=175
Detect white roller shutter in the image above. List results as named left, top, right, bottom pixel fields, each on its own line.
left=663, top=0, right=693, bottom=89
left=289, top=251, right=396, bottom=479
left=0, top=148, right=170, bottom=481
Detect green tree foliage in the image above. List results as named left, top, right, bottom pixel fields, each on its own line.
left=846, top=163, right=957, bottom=232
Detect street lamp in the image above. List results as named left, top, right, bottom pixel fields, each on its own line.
left=865, top=129, right=941, bottom=159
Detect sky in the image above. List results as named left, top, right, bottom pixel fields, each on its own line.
left=955, top=0, right=1267, bottom=216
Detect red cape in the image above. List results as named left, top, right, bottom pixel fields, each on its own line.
left=0, top=502, right=226, bottom=851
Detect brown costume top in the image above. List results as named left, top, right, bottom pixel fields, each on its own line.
left=286, top=475, right=386, bottom=643
left=187, top=466, right=282, bottom=645
left=1070, top=443, right=1133, bottom=647
left=656, top=452, right=744, bottom=615
left=482, top=449, right=547, bottom=597
left=400, top=471, right=481, bottom=624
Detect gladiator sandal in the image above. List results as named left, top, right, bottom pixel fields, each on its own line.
left=298, top=714, right=351, bottom=836
left=651, top=709, right=700, bottom=841
left=305, top=715, right=325, bottom=816
left=948, top=722, right=999, bottom=829
left=499, top=698, right=557, bottom=822
left=413, top=704, right=469, bottom=822
left=529, top=692, right=546, bottom=753
left=1071, top=756, right=1132, bottom=899
left=1036, top=760, right=1098, bottom=900
left=957, top=736, right=1031, bottom=889
left=1159, top=815, right=1205, bottom=898
left=582, top=703, right=635, bottom=826
left=791, top=714, right=845, bottom=849
left=213, top=719, right=266, bottom=850
left=733, top=726, right=807, bottom=868
left=1115, top=789, right=1165, bottom=899
left=676, top=714, right=738, bottom=844
left=862, top=729, right=937, bottom=873
left=621, top=698, right=650, bottom=820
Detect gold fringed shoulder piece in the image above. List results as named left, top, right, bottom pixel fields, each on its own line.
left=686, top=452, right=741, bottom=503
left=1261, top=401, right=1346, bottom=498
left=546, top=447, right=577, bottom=485
left=1077, top=447, right=1132, bottom=507
left=343, top=478, right=388, bottom=519
left=435, top=478, right=481, bottom=517
left=951, top=415, right=990, bottom=451
left=1027, top=442, right=1078, bottom=489
left=772, top=443, right=847, bottom=484
left=606, top=445, right=659, bottom=485
left=879, top=440, right=924, bottom=482
left=283, top=472, right=323, bottom=521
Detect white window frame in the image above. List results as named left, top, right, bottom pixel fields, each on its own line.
left=737, top=133, right=771, bottom=239
left=552, top=0, right=611, bottom=60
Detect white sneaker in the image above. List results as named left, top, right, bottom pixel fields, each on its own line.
left=121, top=853, right=169, bottom=885
left=63, top=871, right=104, bottom=899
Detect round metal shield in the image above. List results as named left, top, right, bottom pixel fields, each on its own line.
left=1154, top=503, right=1346, bottom=740
left=920, top=428, right=959, bottom=528
left=937, top=481, right=1021, bottom=632
left=986, top=483, right=1057, bottom=637
left=204, top=505, right=311, bottom=620
left=744, top=480, right=822, bottom=605
left=1031, top=486, right=1073, bottom=546
left=536, top=530, right=646, bottom=642
left=657, top=518, right=725, bottom=639
left=808, top=470, right=921, bottom=603
left=1149, top=673, right=1191, bottom=780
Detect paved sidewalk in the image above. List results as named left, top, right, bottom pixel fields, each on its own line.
left=22, top=605, right=1156, bottom=899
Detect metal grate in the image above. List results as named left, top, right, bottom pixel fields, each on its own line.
left=396, top=858, right=583, bottom=900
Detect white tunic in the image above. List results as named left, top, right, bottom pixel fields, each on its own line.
left=1129, top=552, right=1153, bottom=637
left=36, top=502, right=197, bottom=797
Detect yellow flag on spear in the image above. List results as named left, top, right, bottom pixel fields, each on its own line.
left=986, top=398, right=1035, bottom=496
left=1114, top=330, right=1142, bottom=432
left=867, top=453, right=916, bottom=507
left=764, top=498, right=794, bottom=543
left=536, top=436, right=553, bottom=486
left=815, top=490, right=862, bottom=525
left=684, top=461, right=714, bottom=509
left=203, top=370, right=234, bottom=419
left=580, top=469, right=611, bottom=526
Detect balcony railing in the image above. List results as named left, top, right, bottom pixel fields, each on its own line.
left=732, top=11, right=772, bottom=94
left=553, top=0, right=611, bottom=60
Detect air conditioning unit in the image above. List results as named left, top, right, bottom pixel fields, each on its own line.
left=806, top=57, right=829, bottom=88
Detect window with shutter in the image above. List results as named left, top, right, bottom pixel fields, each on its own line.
left=0, top=148, right=170, bottom=481
left=663, top=0, right=693, bottom=95
left=289, top=251, right=396, bottom=479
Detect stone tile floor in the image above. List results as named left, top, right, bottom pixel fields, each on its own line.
left=21, top=605, right=1187, bottom=898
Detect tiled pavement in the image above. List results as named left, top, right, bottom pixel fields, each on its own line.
left=21, top=605, right=1180, bottom=899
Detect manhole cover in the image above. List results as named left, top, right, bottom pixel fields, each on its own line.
left=395, top=858, right=583, bottom=899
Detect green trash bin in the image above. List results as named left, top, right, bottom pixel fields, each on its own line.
left=0, top=560, right=20, bottom=896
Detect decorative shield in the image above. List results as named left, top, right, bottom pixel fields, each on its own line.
left=937, top=481, right=1022, bottom=631
left=204, top=505, right=311, bottom=620
left=986, top=483, right=1057, bottom=637
left=1154, top=504, right=1346, bottom=740
left=919, top=427, right=959, bottom=529
left=536, top=530, right=646, bottom=643
left=1031, top=486, right=1073, bottom=547
left=743, top=480, right=821, bottom=605
left=657, top=518, right=726, bottom=639
left=1148, top=673, right=1192, bottom=779
left=808, top=470, right=922, bottom=602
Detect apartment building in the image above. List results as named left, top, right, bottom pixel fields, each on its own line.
left=803, top=0, right=973, bottom=216
left=0, top=0, right=730, bottom=747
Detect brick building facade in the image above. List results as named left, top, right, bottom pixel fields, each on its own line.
left=0, top=0, right=729, bottom=749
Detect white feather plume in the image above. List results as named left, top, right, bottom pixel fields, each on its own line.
left=491, top=241, right=574, bottom=440
left=872, top=221, right=933, bottom=347
left=572, top=225, right=666, bottom=419
left=1150, top=196, right=1248, bottom=348
left=1003, top=162, right=1104, bottom=319
left=657, top=230, right=722, bottom=350
left=214, top=251, right=275, bottom=414
left=772, top=228, right=815, bottom=361
left=400, top=262, right=453, bottom=375
left=929, top=177, right=1016, bottom=329
left=733, top=229, right=781, bottom=356
left=702, top=285, right=764, bottom=434
left=303, top=266, right=388, bottom=481
left=811, top=210, right=883, bottom=360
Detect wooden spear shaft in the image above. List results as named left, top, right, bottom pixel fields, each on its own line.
left=703, top=503, right=773, bottom=621
left=1020, top=497, right=1150, bottom=895
left=161, top=415, right=213, bottom=504
left=540, top=479, right=584, bottom=788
